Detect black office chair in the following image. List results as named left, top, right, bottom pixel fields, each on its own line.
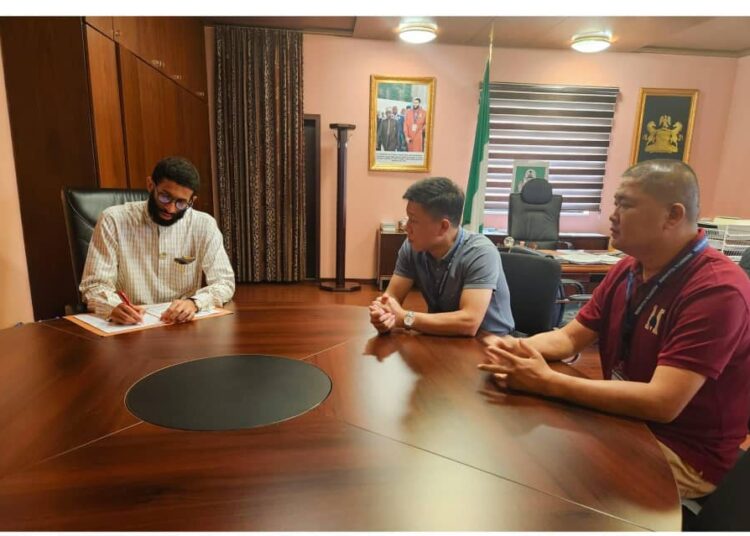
left=739, top=248, right=750, bottom=279
left=500, top=246, right=589, bottom=330
left=500, top=250, right=566, bottom=336
left=61, top=188, right=149, bottom=313
left=683, top=448, right=750, bottom=531
left=508, top=179, right=571, bottom=250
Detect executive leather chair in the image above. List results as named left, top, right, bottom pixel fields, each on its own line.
left=507, top=178, right=571, bottom=250
left=61, top=188, right=149, bottom=313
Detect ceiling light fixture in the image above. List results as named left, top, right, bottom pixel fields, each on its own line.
left=571, top=32, right=611, bottom=53
left=398, top=22, right=438, bottom=44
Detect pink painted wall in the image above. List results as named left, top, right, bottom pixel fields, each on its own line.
left=712, top=55, right=750, bottom=218
left=0, top=38, right=34, bottom=328
left=304, top=34, right=738, bottom=279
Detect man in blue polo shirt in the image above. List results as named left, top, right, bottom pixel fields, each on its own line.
left=369, top=177, right=514, bottom=337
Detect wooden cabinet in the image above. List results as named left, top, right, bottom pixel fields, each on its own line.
left=113, top=16, right=207, bottom=98
left=1, top=17, right=212, bottom=319
left=376, top=231, right=407, bottom=290
left=84, top=16, right=114, bottom=39
left=85, top=25, right=127, bottom=188
left=120, top=48, right=212, bottom=213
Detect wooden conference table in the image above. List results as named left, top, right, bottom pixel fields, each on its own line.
left=0, top=301, right=680, bottom=530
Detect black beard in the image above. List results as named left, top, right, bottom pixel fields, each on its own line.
left=147, top=193, right=187, bottom=227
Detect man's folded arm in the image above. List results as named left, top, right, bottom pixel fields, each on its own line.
left=78, top=213, right=121, bottom=317
left=190, top=220, right=236, bottom=310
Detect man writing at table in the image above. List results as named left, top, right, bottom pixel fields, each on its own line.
left=479, top=160, right=750, bottom=498
left=80, top=156, right=235, bottom=325
left=370, top=177, right=514, bottom=337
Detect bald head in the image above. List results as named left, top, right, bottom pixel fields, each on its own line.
left=621, top=159, right=700, bottom=224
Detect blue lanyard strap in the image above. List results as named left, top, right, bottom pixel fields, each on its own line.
left=422, top=228, right=465, bottom=312
left=619, top=235, right=708, bottom=362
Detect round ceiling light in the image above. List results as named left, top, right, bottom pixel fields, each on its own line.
left=571, top=33, right=611, bottom=53
left=398, top=23, right=438, bottom=44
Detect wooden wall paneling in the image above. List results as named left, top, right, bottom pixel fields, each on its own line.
left=84, top=17, right=114, bottom=39
left=0, top=17, right=99, bottom=319
left=181, top=17, right=208, bottom=98
left=118, top=47, right=145, bottom=189
left=121, top=47, right=183, bottom=190
left=112, top=17, right=140, bottom=58
left=84, top=25, right=127, bottom=188
left=113, top=17, right=164, bottom=73
left=161, top=17, right=185, bottom=89
left=178, top=90, right=213, bottom=214
left=112, top=17, right=207, bottom=98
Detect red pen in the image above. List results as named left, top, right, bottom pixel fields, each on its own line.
left=116, top=290, right=134, bottom=308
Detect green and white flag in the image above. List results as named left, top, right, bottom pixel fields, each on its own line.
left=462, top=57, right=491, bottom=233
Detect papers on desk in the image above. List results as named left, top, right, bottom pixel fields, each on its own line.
left=65, top=302, right=232, bottom=337
left=555, top=251, right=623, bottom=265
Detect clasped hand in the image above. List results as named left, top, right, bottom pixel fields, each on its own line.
left=478, top=337, right=556, bottom=396
left=368, top=293, right=404, bottom=334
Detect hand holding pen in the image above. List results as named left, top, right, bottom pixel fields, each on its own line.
left=110, top=290, right=146, bottom=325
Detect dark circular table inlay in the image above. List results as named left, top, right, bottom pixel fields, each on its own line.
left=125, top=355, right=332, bottom=431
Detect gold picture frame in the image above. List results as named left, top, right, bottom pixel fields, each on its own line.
left=630, top=88, right=699, bottom=165
left=368, top=75, right=436, bottom=172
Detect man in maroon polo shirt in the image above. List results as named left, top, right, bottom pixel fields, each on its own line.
left=479, top=159, right=750, bottom=498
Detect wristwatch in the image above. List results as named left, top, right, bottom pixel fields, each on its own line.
left=404, top=311, right=416, bottom=329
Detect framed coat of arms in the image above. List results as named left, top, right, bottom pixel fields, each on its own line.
left=630, top=88, right=699, bottom=165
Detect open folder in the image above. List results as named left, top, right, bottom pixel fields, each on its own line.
left=65, top=302, right=233, bottom=337
left=555, top=251, right=623, bottom=265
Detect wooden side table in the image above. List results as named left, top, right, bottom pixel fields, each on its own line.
left=376, top=230, right=407, bottom=291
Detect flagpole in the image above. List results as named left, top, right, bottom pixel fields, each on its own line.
left=461, top=26, right=494, bottom=233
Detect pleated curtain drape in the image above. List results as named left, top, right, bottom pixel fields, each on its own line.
left=215, top=25, right=305, bottom=282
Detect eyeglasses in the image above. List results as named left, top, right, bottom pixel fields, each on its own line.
left=156, top=190, right=194, bottom=211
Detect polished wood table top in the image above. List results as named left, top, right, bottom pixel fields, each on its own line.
left=0, top=301, right=680, bottom=530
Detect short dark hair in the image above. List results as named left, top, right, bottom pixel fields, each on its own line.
left=151, top=156, right=200, bottom=194
left=403, top=177, right=465, bottom=226
left=414, top=97, right=421, bottom=103
left=622, top=159, right=700, bottom=223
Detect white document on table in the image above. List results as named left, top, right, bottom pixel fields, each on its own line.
left=556, top=252, right=623, bottom=265
left=71, top=302, right=215, bottom=335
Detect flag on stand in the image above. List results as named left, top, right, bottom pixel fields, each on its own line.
left=461, top=53, right=491, bottom=233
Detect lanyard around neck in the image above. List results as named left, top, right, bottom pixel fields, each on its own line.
left=619, top=235, right=709, bottom=361
left=423, top=228, right=465, bottom=311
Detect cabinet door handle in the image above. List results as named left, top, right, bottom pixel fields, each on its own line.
left=150, top=59, right=164, bottom=69
left=197, top=91, right=206, bottom=98
left=171, top=74, right=183, bottom=81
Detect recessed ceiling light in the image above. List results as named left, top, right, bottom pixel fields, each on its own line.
left=398, top=22, right=438, bottom=44
left=571, top=32, right=611, bottom=53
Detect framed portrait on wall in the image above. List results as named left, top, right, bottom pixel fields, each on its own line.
left=511, top=160, right=549, bottom=193
left=630, top=88, right=699, bottom=165
left=368, top=75, right=436, bottom=172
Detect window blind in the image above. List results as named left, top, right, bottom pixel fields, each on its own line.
left=483, top=82, right=619, bottom=214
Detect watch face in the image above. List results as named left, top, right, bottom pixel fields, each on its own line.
left=404, top=312, right=415, bottom=327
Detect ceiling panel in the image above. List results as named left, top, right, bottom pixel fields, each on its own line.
left=204, top=16, right=750, bottom=56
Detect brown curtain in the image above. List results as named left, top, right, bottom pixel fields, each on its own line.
left=215, top=26, right=305, bottom=282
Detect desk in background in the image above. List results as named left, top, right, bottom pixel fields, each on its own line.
left=544, top=249, right=619, bottom=293
left=376, top=229, right=610, bottom=290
